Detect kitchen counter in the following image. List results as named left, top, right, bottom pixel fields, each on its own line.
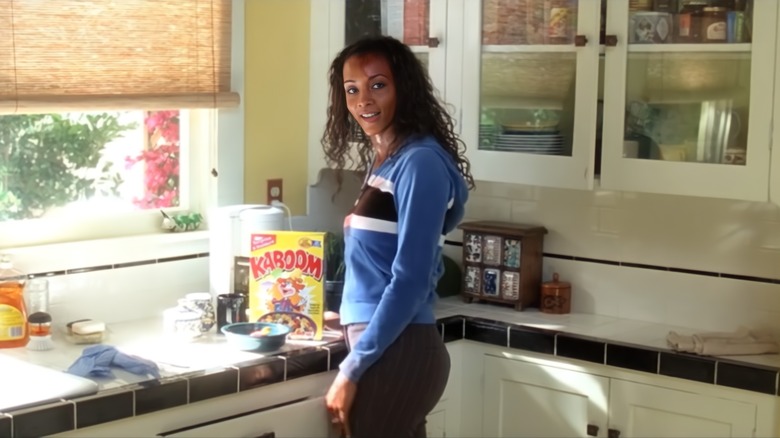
left=2, top=296, right=780, bottom=437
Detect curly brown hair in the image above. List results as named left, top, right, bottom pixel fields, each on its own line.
left=320, top=35, right=475, bottom=191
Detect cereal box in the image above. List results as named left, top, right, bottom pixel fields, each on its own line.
left=248, top=231, right=326, bottom=340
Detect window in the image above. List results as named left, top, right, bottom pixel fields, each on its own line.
left=0, top=0, right=239, bottom=248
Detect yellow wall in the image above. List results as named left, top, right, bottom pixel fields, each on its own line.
left=244, top=0, right=310, bottom=215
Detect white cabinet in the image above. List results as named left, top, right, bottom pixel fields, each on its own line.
left=460, top=0, right=602, bottom=190
left=609, top=379, right=756, bottom=438
left=482, top=354, right=609, bottom=437
left=309, top=0, right=780, bottom=202
left=160, top=396, right=332, bottom=438
left=477, top=350, right=773, bottom=438
left=601, top=0, right=778, bottom=202
left=771, top=2, right=780, bottom=207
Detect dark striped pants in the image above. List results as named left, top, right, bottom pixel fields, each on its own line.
left=343, top=323, right=450, bottom=438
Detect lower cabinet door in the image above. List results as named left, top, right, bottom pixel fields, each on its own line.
left=426, top=402, right=448, bottom=438
left=159, top=396, right=333, bottom=438
left=608, top=379, right=757, bottom=438
left=482, top=355, right=609, bottom=437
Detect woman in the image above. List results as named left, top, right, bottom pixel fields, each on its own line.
left=322, top=35, right=474, bottom=437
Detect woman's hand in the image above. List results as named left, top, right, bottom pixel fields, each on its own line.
left=326, top=372, right=357, bottom=437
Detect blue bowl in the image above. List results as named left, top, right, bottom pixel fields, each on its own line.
left=220, top=322, right=291, bottom=352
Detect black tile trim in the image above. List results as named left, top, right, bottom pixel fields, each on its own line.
left=659, top=352, right=716, bottom=384
left=66, top=265, right=113, bottom=274
left=556, top=334, right=606, bottom=364
left=113, top=259, right=157, bottom=269
left=27, top=253, right=205, bottom=279
left=573, top=256, right=620, bottom=266
left=442, top=316, right=465, bottom=343
left=541, top=253, right=780, bottom=283
left=8, top=402, right=75, bottom=438
left=188, top=368, right=239, bottom=403
left=509, top=326, right=555, bottom=354
left=135, top=379, right=189, bottom=416
left=158, top=254, right=200, bottom=263
left=717, top=362, right=778, bottom=395
left=544, top=253, right=575, bottom=261
left=443, top=239, right=463, bottom=247
left=464, top=317, right=508, bottom=347
left=237, top=357, right=286, bottom=391
left=75, top=391, right=133, bottom=429
left=606, top=343, right=659, bottom=374
left=0, top=414, right=11, bottom=438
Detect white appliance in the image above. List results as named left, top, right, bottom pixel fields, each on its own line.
left=208, top=204, right=285, bottom=297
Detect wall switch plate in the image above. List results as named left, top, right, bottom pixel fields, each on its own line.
left=267, top=178, right=283, bottom=204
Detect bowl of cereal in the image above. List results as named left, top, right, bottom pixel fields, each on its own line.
left=221, top=322, right=290, bottom=351
left=257, top=312, right=318, bottom=340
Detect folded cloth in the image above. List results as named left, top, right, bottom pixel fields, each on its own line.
left=667, top=326, right=779, bottom=356
left=67, top=344, right=160, bottom=379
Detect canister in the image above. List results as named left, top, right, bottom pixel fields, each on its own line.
left=540, top=273, right=571, bottom=314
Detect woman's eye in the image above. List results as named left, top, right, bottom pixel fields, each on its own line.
left=345, top=87, right=357, bottom=95
left=371, top=82, right=385, bottom=90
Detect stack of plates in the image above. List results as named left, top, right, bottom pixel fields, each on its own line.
left=493, top=123, right=564, bottom=155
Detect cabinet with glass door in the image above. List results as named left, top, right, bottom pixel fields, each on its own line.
left=307, top=0, right=451, bottom=186
left=601, top=0, right=777, bottom=201
left=771, top=3, right=780, bottom=207
left=460, top=0, right=602, bottom=190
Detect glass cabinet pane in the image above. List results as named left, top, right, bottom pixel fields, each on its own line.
left=482, top=0, right=578, bottom=45
left=478, top=0, right=580, bottom=157
left=621, top=0, right=753, bottom=166
left=627, top=0, right=751, bottom=45
left=345, top=0, right=430, bottom=46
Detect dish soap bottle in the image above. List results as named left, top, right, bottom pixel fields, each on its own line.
left=25, top=278, right=53, bottom=351
left=0, top=254, right=28, bottom=348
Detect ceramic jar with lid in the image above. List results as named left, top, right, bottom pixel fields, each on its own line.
left=540, top=273, right=571, bottom=314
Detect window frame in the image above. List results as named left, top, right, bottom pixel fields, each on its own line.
left=0, top=0, right=245, bottom=253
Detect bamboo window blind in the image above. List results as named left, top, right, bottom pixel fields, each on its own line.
left=0, top=0, right=239, bottom=114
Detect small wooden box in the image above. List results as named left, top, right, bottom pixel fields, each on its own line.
left=458, top=221, right=547, bottom=311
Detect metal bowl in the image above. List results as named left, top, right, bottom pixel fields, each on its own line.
left=220, top=322, right=290, bottom=352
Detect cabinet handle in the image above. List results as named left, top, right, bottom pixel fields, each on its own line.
left=608, top=428, right=621, bottom=438
left=428, top=37, right=440, bottom=48
left=574, top=35, right=588, bottom=47
left=586, top=424, right=599, bottom=436
left=604, top=35, right=618, bottom=46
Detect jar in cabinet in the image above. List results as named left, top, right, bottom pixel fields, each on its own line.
left=677, top=2, right=706, bottom=43
left=701, top=7, right=728, bottom=43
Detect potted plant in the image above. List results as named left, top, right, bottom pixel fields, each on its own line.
left=324, top=232, right=346, bottom=312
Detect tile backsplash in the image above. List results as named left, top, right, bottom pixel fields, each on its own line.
left=461, top=180, right=780, bottom=338
left=5, top=170, right=780, bottom=340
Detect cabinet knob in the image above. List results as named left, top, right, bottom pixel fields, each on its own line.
left=586, top=424, right=599, bottom=436
left=428, top=37, right=441, bottom=48
left=574, top=35, right=588, bottom=47
left=604, top=35, right=618, bottom=47
left=608, top=428, right=621, bottom=438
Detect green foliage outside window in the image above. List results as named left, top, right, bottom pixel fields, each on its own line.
left=0, top=113, right=136, bottom=221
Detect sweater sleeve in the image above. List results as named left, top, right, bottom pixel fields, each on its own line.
left=339, top=148, right=451, bottom=382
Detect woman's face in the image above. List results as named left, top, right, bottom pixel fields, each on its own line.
left=342, top=53, right=397, bottom=147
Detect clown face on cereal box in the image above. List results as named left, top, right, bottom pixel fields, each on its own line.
left=248, top=232, right=325, bottom=340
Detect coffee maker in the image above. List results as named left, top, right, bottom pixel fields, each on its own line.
left=208, top=204, right=285, bottom=298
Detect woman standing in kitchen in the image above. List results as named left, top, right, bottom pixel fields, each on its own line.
left=322, top=35, right=474, bottom=437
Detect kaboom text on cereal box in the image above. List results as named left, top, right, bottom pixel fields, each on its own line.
left=248, top=232, right=325, bottom=340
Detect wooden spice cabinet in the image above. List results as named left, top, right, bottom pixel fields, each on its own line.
left=458, top=221, right=547, bottom=311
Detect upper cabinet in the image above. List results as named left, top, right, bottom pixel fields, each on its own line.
left=460, top=0, right=601, bottom=190
left=308, top=0, right=780, bottom=204
left=601, top=0, right=777, bottom=202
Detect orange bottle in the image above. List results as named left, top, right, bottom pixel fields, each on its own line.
left=0, top=255, right=29, bottom=348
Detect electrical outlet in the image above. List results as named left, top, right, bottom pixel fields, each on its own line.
left=267, top=178, right=283, bottom=204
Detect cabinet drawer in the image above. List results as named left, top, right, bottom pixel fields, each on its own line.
left=159, top=396, right=333, bottom=438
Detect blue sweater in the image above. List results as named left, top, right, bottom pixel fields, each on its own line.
left=338, top=135, right=469, bottom=382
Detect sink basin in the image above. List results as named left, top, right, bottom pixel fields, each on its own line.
left=0, top=355, right=99, bottom=412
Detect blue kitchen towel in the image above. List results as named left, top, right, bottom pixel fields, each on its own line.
left=67, top=344, right=160, bottom=379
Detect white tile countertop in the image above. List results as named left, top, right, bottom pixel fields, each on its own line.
left=435, top=296, right=780, bottom=369
left=1, top=295, right=779, bottom=413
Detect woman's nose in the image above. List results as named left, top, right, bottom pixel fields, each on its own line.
left=357, top=92, right=373, bottom=107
